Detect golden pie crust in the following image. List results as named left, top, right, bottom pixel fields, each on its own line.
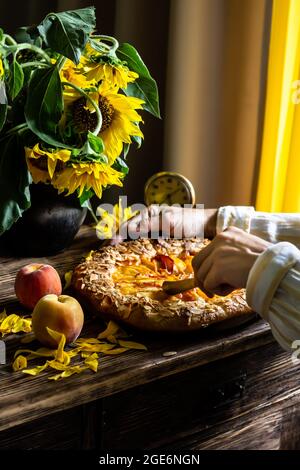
left=71, top=238, right=253, bottom=331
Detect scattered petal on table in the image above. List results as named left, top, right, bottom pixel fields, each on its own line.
left=84, top=352, right=99, bottom=372
left=64, top=270, right=73, bottom=290
left=22, top=363, right=49, bottom=376
left=118, top=340, right=147, bottom=350
left=12, top=355, right=28, bottom=371
left=46, top=328, right=66, bottom=363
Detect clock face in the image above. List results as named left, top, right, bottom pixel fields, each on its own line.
left=144, top=172, right=196, bottom=206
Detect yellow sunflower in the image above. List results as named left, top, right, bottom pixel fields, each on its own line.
left=80, top=40, right=139, bottom=89
left=60, top=59, right=95, bottom=106
left=60, top=59, right=90, bottom=88
left=96, top=202, right=137, bottom=239
left=25, top=144, right=71, bottom=179
left=0, top=57, right=4, bottom=79
left=80, top=40, right=138, bottom=89
left=25, top=156, right=50, bottom=184
left=83, top=62, right=138, bottom=89
left=72, top=83, right=144, bottom=163
left=53, top=162, right=124, bottom=199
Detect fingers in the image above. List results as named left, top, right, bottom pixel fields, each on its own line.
left=114, top=205, right=163, bottom=241
left=202, top=265, right=233, bottom=296
left=192, top=241, right=215, bottom=272
left=192, top=237, right=235, bottom=297
left=193, top=254, right=214, bottom=297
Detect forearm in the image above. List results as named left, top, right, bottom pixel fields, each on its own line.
left=204, top=208, right=218, bottom=238
left=205, top=206, right=255, bottom=238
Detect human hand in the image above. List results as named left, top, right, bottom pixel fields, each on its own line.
left=108, top=205, right=218, bottom=244
left=192, top=226, right=271, bottom=297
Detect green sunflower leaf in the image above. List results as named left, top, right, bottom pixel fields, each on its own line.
left=8, top=57, right=24, bottom=100
left=0, top=133, right=31, bottom=235
left=71, top=134, right=108, bottom=163
left=131, top=133, right=142, bottom=148
left=116, top=43, right=160, bottom=118
left=79, top=189, right=94, bottom=208
left=123, top=143, right=130, bottom=158
left=87, top=131, right=105, bottom=154
left=0, top=81, right=8, bottom=132
left=37, top=7, right=96, bottom=64
left=14, top=25, right=40, bottom=44
left=113, top=157, right=129, bottom=175
left=24, top=64, right=70, bottom=148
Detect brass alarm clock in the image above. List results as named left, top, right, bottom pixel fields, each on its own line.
left=144, top=172, right=196, bottom=206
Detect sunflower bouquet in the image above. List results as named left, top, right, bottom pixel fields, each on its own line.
left=0, top=6, right=160, bottom=235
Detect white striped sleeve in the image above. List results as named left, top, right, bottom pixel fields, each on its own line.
left=217, top=206, right=300, bottom=248
left=216, top=206, right=255, bottom=234
left=246, top=242, right=300, bottom=351
left=250, top=212, right=300, bottom=248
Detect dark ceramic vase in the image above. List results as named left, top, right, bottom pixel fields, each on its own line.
left=1, top=183, right=87, bottom=256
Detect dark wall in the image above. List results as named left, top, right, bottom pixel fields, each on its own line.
left=0, top=0, right=170, bottom=206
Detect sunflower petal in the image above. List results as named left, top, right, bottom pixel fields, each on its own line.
left=48, top=365, right=87, bottom=380
left=14, top=347, right=55, bottom=359
left=64, top=270, right=73, bottom=290
left=12, top=355, right=28, bottom=371
left=76, top=337, right=101, bottom=344
left=118, top=340, right=147, bottom=350
left=0, top=312, right=32, bottom=337
left=97, top=320, right=121, bottom=339
left=84, top=250, right=95, bottom=261
left=76, top=343, right=115, bottom=353
left=46, top=327, right=66, bottom=363
left=102, top=347, right=128, bottom=355
left=0, top=309, right=7, bottom=322
left=84, top=352, right=99, bottom=372
left=22, top=363, right=49, bottom=376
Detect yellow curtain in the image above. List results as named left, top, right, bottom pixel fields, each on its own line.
left=256, top=0, right=300, bottom=212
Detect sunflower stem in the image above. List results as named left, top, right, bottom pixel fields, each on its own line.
left=21, top=61, right=49, bottom=68
left=3, top=34, right=17, bottom=46
left=85, top=200, right=98, bottom=223
left=56, top=56, right=67, bottom=72
left=0, top=122, right=28, bottom=141
left=61, top=81, right=103, bottom=135
left=4, top=44, right=52, bottom=64
left=90, top=35, right=119, bottom=54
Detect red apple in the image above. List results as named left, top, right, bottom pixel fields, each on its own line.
left=14, top=263, right=62, bottom=309
left=32, top=294, right=84, bottom=348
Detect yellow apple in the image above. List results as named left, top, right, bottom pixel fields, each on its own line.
left=15, top=263, right=62, bottom=310
left=32, top=294, right=84, bottom=348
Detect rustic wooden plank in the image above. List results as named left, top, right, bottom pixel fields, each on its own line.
left=2, top=340, right=299, bottom=450
left=81, top=401, right=104, bottom=450
left=0, top=320, right=273, bottom=432
left=279, top=405, right=300, bottom=450
left=187, top=409, right=283, bottom=450
left=101, top=342, right=300, bottom=450
left=0, top=406, right=82, bottom=449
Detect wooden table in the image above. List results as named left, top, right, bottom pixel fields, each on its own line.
left=1, top=226, right=300, bottom=450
